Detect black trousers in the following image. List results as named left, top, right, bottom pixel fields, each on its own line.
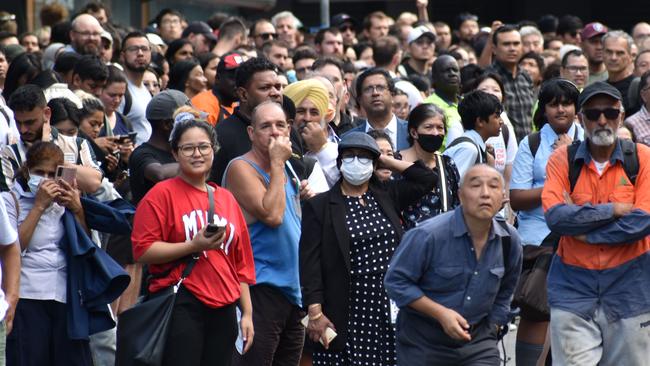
left=7, top=299, right=92, bottom=366
left=231, top=285, right=305, bottom=366
left=162, top=286, right=238, bottom=366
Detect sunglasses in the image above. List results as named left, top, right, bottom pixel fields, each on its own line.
left=339, top=25, right=355, bottom=32
left=256, top=32, right=276, bottom=40
left=581, top=108, right=621, bottom=121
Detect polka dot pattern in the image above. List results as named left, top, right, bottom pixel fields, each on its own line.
left=313, top=192, right=398, bottom=365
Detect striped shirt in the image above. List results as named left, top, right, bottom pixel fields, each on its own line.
left=487, top=62, right=535, bottom=142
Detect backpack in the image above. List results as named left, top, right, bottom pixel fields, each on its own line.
left=527, top=127, right=580, bottom=158
left=566, top=138, right=639, bottom=193
left=122, top=88, right=133, bottom=116
left=445, top=136, right=487, bottom=164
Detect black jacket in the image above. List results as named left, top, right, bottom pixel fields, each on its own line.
left=299, top=161, right=437, bottom=351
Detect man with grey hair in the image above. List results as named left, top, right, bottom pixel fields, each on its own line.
left=520, top=26, right=544, bottom=54
left=66, top=13, right=103, bottom=56
left=603, top=30, right=636, bottom=115
left=542, top=81, right=650, bottom=366
left=385, top=163, right=522, bottom=365
left=271, top=11, right=300, bottom=49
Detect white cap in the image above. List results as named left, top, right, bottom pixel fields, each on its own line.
left=44, top=83, right=83, bottom=108
left=559, top=44, right=581, bottom=62
left=146, top=33, right=165, bottom=47
left=407, top=25, right=436, bottom=44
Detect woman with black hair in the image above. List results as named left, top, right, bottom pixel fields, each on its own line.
left=167, top=59, right=207, bottom=99
left=2, top=52, right=40, bottom=101
left=132, top=119, right=255, bottom=366
left=165, top=38, right=195, bottom=65
left=399, top=103, right=461, bottom=228
left=509, top=78, right=583, bottom=366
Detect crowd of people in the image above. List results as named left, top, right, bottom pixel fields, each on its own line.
left=0, top=1, right=649, bottom=366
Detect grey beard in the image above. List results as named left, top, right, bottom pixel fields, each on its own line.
left=587, top=128, right=616, bottom=146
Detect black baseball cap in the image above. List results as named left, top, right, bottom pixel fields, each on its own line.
left=331, top=13, right=357, bottom=28
left=577, top=81, right=622, bottom=109
left=182, top=21, right=217, bottom=42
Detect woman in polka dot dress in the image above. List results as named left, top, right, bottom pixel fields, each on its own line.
left=299, top=132, right=436, bottom=365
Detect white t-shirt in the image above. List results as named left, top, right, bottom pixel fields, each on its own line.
left=0, top=194, right=18, bottom=320
left=119, top=80, right=152, bottom=146
left=486, top=112, right=518, bottom=175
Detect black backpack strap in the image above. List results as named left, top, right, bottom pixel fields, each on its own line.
left=446, top=136, right=485, bottom=164
left=528, top=131, right=541, bottom=158
left=619, top=139, right=639, bottom=186
left=123, top=88, right=133, bottom=116
left=502, top=123, right=510, bottom=149
left=567, top=141, right=583, bottom=193
left=497, top=219, right=511, bottom=267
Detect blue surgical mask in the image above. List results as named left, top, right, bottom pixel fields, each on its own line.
left=27, top=174, right=45, bottom=193
left=340, top=156, right=374, bottom=186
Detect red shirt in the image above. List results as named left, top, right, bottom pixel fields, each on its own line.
left=132, top=177, right=255, bottom=308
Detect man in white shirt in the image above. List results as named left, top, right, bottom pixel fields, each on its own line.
left=118, top=31, right=153, bottom=146
left=346, top=68, right=410, bottom=150
left=0, top=193, right=21, bottom=363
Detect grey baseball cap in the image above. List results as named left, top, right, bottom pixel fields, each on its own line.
left=577, top=81, right=622, bottom=109
left=146, top=90, right=191, bottom=121
left=338, top=131, right=381, bottom=158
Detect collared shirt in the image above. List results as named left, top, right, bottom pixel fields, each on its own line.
left=625, top=105, right=650, bottom=146
left=365, top=113, right=398, bottom=149
left=487, top=62, right=535, bottom=142
left=424, top=92, right=465, bottom=148
left=0, top=128, right=101, bottom=192
left=385, top=206, right=522, bottom=326
left=2, top=183, right=67, bottom=303
left=511, top=122, right=584, bottom=245
left=443, top=129, right=486, bottom=179
left=541, top=140, right=650, bottom=321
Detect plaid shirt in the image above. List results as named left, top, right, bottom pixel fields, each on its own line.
left=624, top=105, right=650, bottom=146
left=487, top=62, right=535, bottom=142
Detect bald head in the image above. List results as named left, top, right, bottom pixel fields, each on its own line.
left=432, top=54, right=460, bottom=95
left=251, top=100, right=285, bottom=127
left=70, top=14, right=103, bottom=56
left=459, top=164, right=505, bottom=221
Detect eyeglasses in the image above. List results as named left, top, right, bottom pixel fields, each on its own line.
left=161, top=18, right=181, bottom=26
left=72, top=30, right=102, bottom=38
left=256, top=32, right=276, bottom=40
left=565, top=65, right=588, bottom=73
left=341, top=156, right=373, bottom=164
left=581, top=108, right=622, bottom=120
left=178, top=143, right=213, bottom=157
left=124, top=45, right=151, bottom=53
left=362, top=84, right=388, bottom=95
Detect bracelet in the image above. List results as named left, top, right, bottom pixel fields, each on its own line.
left=309, top=312, right=323, bottom=321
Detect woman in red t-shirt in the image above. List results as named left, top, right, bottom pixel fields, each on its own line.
left=132, top=119, right=256, bottom=366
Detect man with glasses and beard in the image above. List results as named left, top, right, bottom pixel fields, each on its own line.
left=542, top=81, right=650, bottom=365
left=65, top=13, right=104, bottom=56
left=118, top=31, right=153, bottom=145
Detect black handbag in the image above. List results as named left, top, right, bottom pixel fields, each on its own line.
left=115, top=185, right=215, bottom=366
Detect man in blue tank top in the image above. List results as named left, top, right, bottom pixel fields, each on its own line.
left=225, top=100, right=314, bottom=366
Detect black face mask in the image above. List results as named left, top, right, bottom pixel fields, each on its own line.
left=417, top=134, right=444, bottom=153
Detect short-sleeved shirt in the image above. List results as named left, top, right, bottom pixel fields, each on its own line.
left=131, top=177, right=256, bottom=308
left=191, top=89, right=235, bottom=126
left=443, top=129, right=486, bottom=179
left=119, top=80, right=152, bottom=146
left=128, top=142, right=175, bottom=205
left=625, top=105, right=650, bottom=146
left=510, top=123, right=583, bottom=245
left=486, top=114, right=518, bottom=175
left=0, top=193, right=17, bottom=320
left=2, top=183, right=67, bottom=303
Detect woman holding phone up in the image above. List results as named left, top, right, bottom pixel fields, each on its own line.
left=131, top=119, right=256, bottom=366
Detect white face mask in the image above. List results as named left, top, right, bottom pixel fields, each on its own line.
left=340, top=156, right=374, bottom=186
left=27, top=174, right=45, bottom=193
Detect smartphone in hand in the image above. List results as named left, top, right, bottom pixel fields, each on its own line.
left=204, top=223, right=226, bottom=237
left=55, top=165, right=76, bottom=185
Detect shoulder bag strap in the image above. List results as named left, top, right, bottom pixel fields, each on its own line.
left=435, top=153, right=448, bottom=212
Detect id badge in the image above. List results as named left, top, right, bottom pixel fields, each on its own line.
left=390, top=299, right=399, bottom=324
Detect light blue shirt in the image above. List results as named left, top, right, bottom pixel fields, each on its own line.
left=443, top=130, right=486, bottom=180
left=510, top=122, right=584, bottom=245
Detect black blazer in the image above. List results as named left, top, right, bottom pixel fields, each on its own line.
left=299, top=161, right=436, bottom=351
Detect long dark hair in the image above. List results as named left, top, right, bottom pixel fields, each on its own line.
left=2, top=53, right=41, bottom=101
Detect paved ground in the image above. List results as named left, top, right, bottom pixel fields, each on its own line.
left=499, top=318, right=518, bottom=365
